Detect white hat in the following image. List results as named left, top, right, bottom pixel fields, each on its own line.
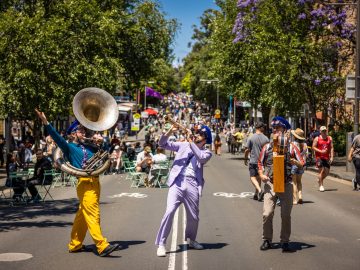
left=114, top=145, right=120, bottom=150
left=320, top=126, right=327, bottom=131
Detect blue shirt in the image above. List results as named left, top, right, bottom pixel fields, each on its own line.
left=46, top=124, right=94, bottom=169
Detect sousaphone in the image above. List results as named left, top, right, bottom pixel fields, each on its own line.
left=53, top=88, right=119, bottom=176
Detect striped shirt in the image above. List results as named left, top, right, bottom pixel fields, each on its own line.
left=258, top=142, right=305, bottom=180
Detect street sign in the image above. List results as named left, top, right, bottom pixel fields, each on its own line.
left=346, top=74, right=355, bottom=100
left=215, top=114, right=221, bottom=119
left=141, top=112, right=149, bottom=118
left=215, top=109, right=221, bottom=115
left=131, top=118, right=140, bottom=131
left=133, top=113, right=141, bottom=119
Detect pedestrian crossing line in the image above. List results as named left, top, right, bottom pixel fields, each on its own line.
left=182, top=205, right=188, bottom=270
left=168, top=208, right=179, bottom=270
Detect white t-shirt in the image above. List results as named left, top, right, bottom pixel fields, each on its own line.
left=152, top=153, right=168, bottom=169
left=136, top=151, right=153, bottom=168
left=180, top=156, right=196, bottom=178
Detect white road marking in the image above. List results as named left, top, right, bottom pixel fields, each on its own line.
left=182, top=205, right=188, bottom=270
left=108, top=193, right=148, bottom=199
left=0, top=253, right=33, bottom=262
left=168, top=208, right=179, bottom=270
left=213, top=192, right=254, bottom=198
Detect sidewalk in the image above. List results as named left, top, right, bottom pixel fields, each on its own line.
left=0, top=127, right=147, bottom=185
left=306, top=156, right=354, bottom=182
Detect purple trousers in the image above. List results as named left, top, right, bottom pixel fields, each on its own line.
left=155, top=174, right=200, bottom=246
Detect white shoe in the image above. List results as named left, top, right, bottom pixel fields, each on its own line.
left=157, top=246, right=167, bottom=257
left=319, top=186, right=325, bottom=192
left=189, top=240, right=204, bottom=250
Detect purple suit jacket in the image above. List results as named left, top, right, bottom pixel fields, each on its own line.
left=159, top=135, right=212, bottom=195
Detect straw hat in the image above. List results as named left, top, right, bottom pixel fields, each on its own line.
left=291, top=128, right=305, bottom=141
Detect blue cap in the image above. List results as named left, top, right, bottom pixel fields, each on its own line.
left=67, top=120, right=80, bottom=135
left=271, top=116, right=291, bottom=130
left=200, top=125, right=212, bottom=144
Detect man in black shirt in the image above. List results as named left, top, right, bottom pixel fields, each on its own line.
left=26, top=150, right=53, bottom=201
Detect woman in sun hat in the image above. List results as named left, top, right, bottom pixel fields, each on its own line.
left=290, top=128, right=308, bottom=204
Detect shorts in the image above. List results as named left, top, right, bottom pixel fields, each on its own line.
left=316, top=158, right=330, bottom=169
left=249, top=163, right=259, bottom=177
left=291, top=165, right=304, bottom=175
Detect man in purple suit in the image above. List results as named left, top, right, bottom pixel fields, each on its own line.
left=155, top=124, right=213, bottom=257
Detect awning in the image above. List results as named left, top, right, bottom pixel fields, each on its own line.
left=118, top=105, right=131, bottom=112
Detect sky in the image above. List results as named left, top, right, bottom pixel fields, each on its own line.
left=159, top=0, right=218, bottom=66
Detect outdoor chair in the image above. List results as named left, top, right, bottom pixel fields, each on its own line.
left=36, top=169, right=55, bottom=201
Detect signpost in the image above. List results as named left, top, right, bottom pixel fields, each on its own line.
left=132, top=113, right=141, bottom=138
left=215, top=109, right=221, bottom=119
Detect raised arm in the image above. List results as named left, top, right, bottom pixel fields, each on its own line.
left=158, top=125, right=181, bottom=152
left=189, top=142, right=212, bottom=164
left=35, top=109, right=69, bottom=155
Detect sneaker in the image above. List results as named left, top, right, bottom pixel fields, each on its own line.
left=189, top=240, right=204, bottom=250
left=276, top=198, right=281, bottom=206
left=260, top=240, right=272, bottom=251
left=319, top=186, right=325, bottom=192
left=298, top=199, right=303, bottom=204
left=157, top=245, right=167, bottom=257
left=253, top=193, right=258, bottom=200
left=99, top=243, right=119, bottom=257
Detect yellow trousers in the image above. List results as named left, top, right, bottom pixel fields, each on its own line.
left=68, top=176, right=109, bottom=254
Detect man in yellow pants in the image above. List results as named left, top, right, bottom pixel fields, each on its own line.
left=36, top=109, right=119, bottom=257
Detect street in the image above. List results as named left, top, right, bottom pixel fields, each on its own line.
left=1, top=151, right=359, bottom=270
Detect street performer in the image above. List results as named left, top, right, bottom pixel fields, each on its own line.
left=258, top=116, right=304, bottom=252
left=155, top=124, right=212, bottom=257
left=35, top=109, right=119, bottom=257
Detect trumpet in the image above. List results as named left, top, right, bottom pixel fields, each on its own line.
left=164, top=114, right=190, bottom=134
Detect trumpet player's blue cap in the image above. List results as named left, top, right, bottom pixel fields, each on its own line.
left=271, top=116, right=291, bottom=130
left=67, top=120, right=80, bottom=135
left=198, top=125, right=212, bottom=144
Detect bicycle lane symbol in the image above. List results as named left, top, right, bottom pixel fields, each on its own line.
left=213, top=192, right=254, bottom=199
left=108, top=193, right=148, bottom=199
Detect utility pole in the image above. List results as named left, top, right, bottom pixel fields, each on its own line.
left=355, top=0, right=360, bottom=135
left=143, top=81, right=154, bottom=110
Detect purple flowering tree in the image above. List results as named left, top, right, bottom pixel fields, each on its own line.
left=232, top=0, right=355, bottom=126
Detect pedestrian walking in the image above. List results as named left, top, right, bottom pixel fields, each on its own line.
left=312, top=126, right=334, bottom=192
left=290, top=128, right=308, bottom=204
left=347, top=133, right=360, bottom=191
left=244, top=122, right=269, bottom=201
left=258, top=116, right=304, bottom=252
left=35, top=109, right=119, bottom=257
left=155, top=124, right=212, bottom=257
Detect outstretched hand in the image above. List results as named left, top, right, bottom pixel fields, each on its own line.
left=35, top=109, right=49, bottom=125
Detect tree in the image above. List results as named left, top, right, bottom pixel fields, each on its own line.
left=231, top=0, right=355, bottom=124
left=0, top=0, right=177, bottom=123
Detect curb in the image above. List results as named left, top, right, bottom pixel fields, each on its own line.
left=306, top=167, right=353, bottom=182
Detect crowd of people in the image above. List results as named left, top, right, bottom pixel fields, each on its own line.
left=0, top=90, right=359, bottom=258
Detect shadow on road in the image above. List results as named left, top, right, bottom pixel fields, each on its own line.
left=172, top=242, right=228, bottom=253
left=271, top=242, right=316, bottom=252
left=324, top=188, right=338, bottom=192
left=85, top=240, right=146, bottom=257
left=113, top=240, right=146, bottom=251
left=0, top=198, right=79, bottom=232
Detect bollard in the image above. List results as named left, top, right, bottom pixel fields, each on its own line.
left=346, top=132, right=355, bottom=173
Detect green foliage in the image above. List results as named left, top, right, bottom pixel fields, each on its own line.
left=0, top=0, right=177, bottom=121
left=329, top=130, right=346, bottom=156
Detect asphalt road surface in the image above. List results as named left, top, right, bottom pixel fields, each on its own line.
left=1, top=151, right=359, bottom=270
